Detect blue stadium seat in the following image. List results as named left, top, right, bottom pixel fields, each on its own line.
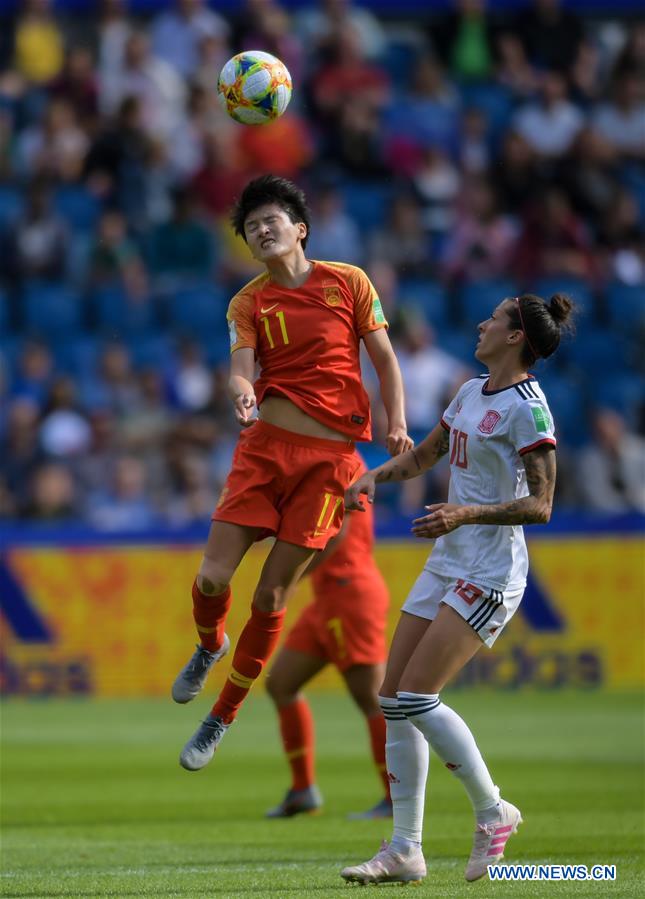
left=531, top=278, right=595, bottom=328
left=562, top=329, right=631, bottom=376
left=537, top=374, right=590, bottom=446
left=0, top=185, right=23, bottom=230
left=342, top=181, right=392, bottom=233
left=23, top=282, right=82, bottom=336
left=92, top=284, right=158, bottom=335
left=593, top=374, right=644, bottom=428
left=436, top=326, right=480, bottom=366
left=54, top=185, right=100, bottom=233
left=459, top=82, right=514, bottom=136
left=605, top=283, right=645, bottom=333
left=53, top=336, right=99, bottom=379
left=127, top=333, right=174, bottom=370
left=399, top=279, right=449, bottom=327
left=166, top=284, right=228, bottom=336
left=0, top=286, right=9, bottom=334
left=459, top=279, right=518, bottom=328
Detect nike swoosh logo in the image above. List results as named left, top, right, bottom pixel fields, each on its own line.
left=313, top=530, right=327, bottom=537
left=260, top=304, right=279, bottom=314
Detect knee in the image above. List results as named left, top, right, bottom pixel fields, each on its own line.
left=265, top=672, right=294, bottom=705
left=253, top=582, right=288, bottom=612
left=196, top=559, right=233, bottom=596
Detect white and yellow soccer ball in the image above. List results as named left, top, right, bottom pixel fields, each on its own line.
left=217, top=50, right=292, bottom=125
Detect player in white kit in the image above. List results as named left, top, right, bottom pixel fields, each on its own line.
left=340, top=293, right=575, bottom=885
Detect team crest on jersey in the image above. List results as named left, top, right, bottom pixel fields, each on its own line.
left=477, top=410, right=501, bottom=434
left=322, top=281, right=342, bottom=306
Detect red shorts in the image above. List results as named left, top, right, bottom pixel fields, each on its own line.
left=212, top=420, right=361, bottom=549
left=284, top=571, right=389, bottom=672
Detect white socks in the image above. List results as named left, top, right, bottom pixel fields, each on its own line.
left=397, top=691, right=500, bottom=823
left=379, top=696, right=428, bottom=849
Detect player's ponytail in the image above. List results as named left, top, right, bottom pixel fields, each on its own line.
left=507, top=293, right=577, bottom=365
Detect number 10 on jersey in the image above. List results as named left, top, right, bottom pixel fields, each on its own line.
left=450, top=429, right=469, bottom=468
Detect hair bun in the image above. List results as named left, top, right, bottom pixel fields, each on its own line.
left=548, top=293, right=575, bottom=329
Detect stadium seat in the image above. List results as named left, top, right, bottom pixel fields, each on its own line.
left=562, top=329, right=631, bottom=376
left=23, top=282, right=82, bottom=336
left=459, top=279, right=519, bottom=328
left=53, top=336, right=100, bottom=379
left=537, top=374, right=590, bottom=446
left=54, top=185, right=100, bottom=233
left=342, top=181, right=392, bottom=233
left=593, top=374, right=645, bottom=428
left=166, top=284, right=228, bottom=336
left=92, top=284, right=158, bottom=335
left=399, top=279, right=449, bottom=327
left=436, top=326, right=480, bottom=366
left=531, top=278, right=595, bottom=328
left=605, top=283, right=645, bottom=333
left=459, top=82, right=514, bottom=137
left=127, top=333, right=174, bottom=370
left=0, top=286, right=8, bottom=335
left=0, top=185, right=23, bottom=231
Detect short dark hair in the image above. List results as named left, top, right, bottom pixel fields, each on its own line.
left=231, top=174, right=311, bottom=249
left=506, top=293, right=576, bottom=366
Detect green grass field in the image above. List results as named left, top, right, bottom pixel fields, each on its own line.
left=1, top=690, right=643, bottom=898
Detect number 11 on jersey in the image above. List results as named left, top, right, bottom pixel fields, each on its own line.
left=261, top=311, right=289, bottom=348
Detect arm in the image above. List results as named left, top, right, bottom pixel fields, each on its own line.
left=229, top=347, right=256, bottom=427
left=362, top=328, right=413, bottom=456
left=411, top=445, right=557, bottom=538
left=345, top=423, right=450, bottom=511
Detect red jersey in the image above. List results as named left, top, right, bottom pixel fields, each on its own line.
left=227, top=260, right=388, bottom=440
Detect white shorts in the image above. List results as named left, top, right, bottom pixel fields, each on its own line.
left=401, top=569, right=524, bottom=648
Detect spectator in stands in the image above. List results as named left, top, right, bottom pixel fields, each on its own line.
left=595, top=188, right=645, bottom=286
left=166, top=339, right=213, bottom=413
left=237, top=111, right=314, bottom=180
left=295, top=0, right=386, bottom=61
left=516, top=0, right=583, bottom=73
left=13, top=0, right=64, bottom=86
left=82, top=342, right=139, bottom=417
left=0, top=397, right=44, bottom=511
left=15, top=98, right=89, bottom=181
left=147, top=186, right=214, bottom=288
left=151, top=0, right=229, bottom=81
left=411, top=145, right=461, bottom=240
left=430, top=0, right=498, bottom=82
left=39, top=376, right=92, bottom=459
left=441, top=175, right=517, bottom=284
left=493, top=130, right=543, bottom=217
left=100, top=30, right=186, bottom=139
left=21, top=461, right=78, bottom=521
left=97, top=0, right=132, bottom=77
left=88, top=208, right=149, bottom=302
left=304, top=183, right=363, bottom=266
left=513, top=70, right=584, bottom=159
left=6, top=178, right=68, bottom=285
left=557, top=126, right=619, bottom=229
left=72, top=407, right=121, bottom=498
left=458, top=106, right=491, bottom=175
left=368, top=193, right=435, bottom=280
left=322, top=95, right=390, bottom=178
left=87, top=454, right=157, bottom=531
left=11, top=340, right=55, bottom=408
left=494, top=31, right=538, bottom=100
left=191, top=129, right=253, bottom=219
left=576, top=408, right=645, bottom=513
left=50, top=46, right=99, bottom=128
left=236, top=0, right=304, bottom=87
left=119, top=369, right=173, bottom=453
left=592, top=72, right=645, bottom=161
left=164, top=450, right=219, bottom=527
left=167, top=83, right=211, bottom=183
left=513, top=187, right=597, bottom=286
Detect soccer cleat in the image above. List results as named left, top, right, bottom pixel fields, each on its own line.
left=464, top=799, right=523, bottom=881
left=347, top=796, right=393, bottom=820
left=265, top=785, right=323, bottom=818
left=340, top=841, right=426, bottom=885
left=171, top=636, right=230, bottom=704
left=179, top=715, right=230, bottom=770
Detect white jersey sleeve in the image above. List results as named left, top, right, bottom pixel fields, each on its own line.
left=508, top=397, right=557, bottom=456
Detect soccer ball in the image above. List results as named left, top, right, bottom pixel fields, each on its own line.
left=217, top=51, right=292, bottom=125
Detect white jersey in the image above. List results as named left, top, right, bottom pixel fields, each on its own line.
left=425, top=375, right=556, bottom=591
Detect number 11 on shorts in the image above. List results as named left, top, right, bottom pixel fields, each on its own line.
left=315, top=492, right=343, bottom=536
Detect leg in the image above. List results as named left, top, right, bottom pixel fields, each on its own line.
left=380, top=611, right=432, bottom=697
left=265, top=648, right=327, bottom=817
left=210, top=540, right=315, bottom=723
left=342, top=663, right=393, bottom=816
left=172, top=522, right=260, bottom=704
left=395, top=604, right=522, bottom=879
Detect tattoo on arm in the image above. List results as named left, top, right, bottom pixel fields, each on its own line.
left=374, top=425, right=452, bottom=485
left=470, top=447, right=556, bottom=526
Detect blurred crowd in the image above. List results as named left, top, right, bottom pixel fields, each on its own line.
left=0, top=0, right=644, bottom=527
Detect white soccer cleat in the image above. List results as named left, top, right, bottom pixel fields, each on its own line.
left=465, top=799, right=523, bottom=882
left=340, top=841, right=426, bottom=885
left=172, top=636, right=230, bottom=704
left=179, top=715, right=230, bottom=770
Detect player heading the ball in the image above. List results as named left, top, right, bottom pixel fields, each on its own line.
left=172, top=174, right=411, bottom=772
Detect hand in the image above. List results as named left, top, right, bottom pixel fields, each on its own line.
left=386, top=426, right=413, bottom=456
left=233, top=390, right=257, bottom=427
left=411, top=503, right=465, bottom=538
left=345, top=472, right=376, bottom=511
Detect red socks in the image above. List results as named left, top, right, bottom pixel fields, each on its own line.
left=278, top=698, right=316, bottom=791
left=368, top=713, right=391, bottom=800
left=212, top=604, right=286, bottom=723
left=192, top=581, right=231, bottom=652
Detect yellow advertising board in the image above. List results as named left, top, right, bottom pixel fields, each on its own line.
left=1, top=536, right=643, bottom=696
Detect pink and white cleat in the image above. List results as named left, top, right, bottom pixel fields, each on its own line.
left=340, top=840, right=426, bottom=885
left=465, top=799, right=523, bottom=881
